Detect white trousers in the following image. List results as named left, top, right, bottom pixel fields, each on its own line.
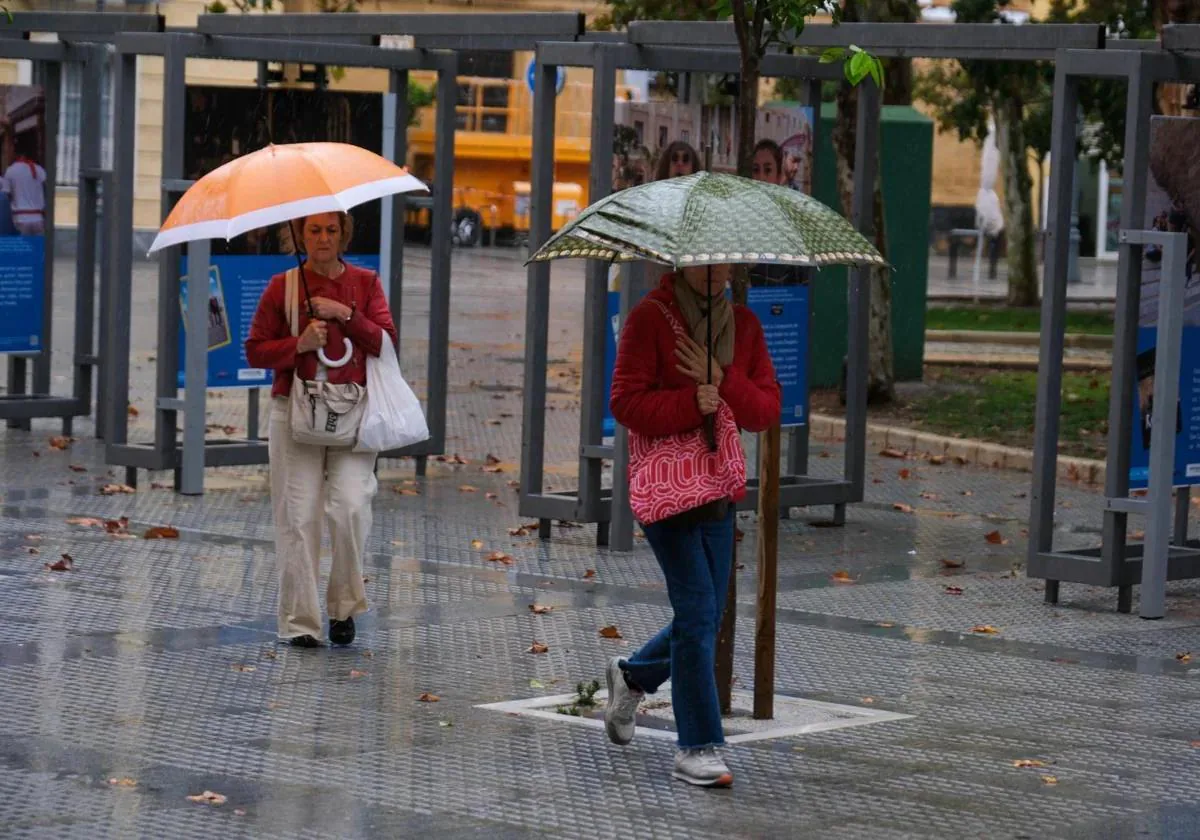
left=269, top=399, right=377, bottom=639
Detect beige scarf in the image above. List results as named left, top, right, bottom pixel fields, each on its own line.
left=672, top=272, right=735, bottom=368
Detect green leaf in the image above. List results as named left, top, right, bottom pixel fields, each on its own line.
left=713, top=0, right=733, bottom=19
left=847, top=50, right=872, bottom=85
left=868, top=57, right=885, bottom=90
left=819, top=47, right=846, bottom=65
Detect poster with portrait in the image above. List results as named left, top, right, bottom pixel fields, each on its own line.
left=1129, top=116, right=1200, bottom=488
left=178, top=85, right=383, bottom=388
left=0, top=85, right=47, bottom=354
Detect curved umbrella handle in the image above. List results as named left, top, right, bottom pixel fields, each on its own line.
left=318, top=337, right=354, bottom=369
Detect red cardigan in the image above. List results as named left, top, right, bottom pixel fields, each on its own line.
left=610, top=276, right=781, bottom=438
left=245, top=262, right=398, bottom=398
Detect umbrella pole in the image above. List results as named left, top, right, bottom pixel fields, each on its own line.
left=705, top=265, right=716, bottom=451
left=289, top=220, right=315, bottom=319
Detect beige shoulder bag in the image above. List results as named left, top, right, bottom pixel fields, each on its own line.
left=284, top=266, right=366, bottom=448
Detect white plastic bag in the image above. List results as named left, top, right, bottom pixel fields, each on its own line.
left=354, top=332, right=430, bottom=453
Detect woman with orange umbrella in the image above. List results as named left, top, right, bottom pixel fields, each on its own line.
left=149, top=142, right=426, bottom=649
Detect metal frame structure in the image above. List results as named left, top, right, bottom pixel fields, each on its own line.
left=1029, top=32, right=1200, bottom=615
left=0, top=13, right=162, bottom=436
left=520, top=22, right=1106, bottom=552
left=101, top=31, right=458, bottom=493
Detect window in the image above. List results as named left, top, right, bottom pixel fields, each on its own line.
left=56, top=58, right=114, bottom=187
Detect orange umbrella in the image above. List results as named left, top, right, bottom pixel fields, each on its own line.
left=147, top=142, right=427, bottom=254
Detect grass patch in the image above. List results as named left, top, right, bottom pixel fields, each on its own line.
left=555, top=680, right=601, bottom=717
left=812, top=368, right=1110, bottom=459
left=926, top=306, right=1113, bottom=335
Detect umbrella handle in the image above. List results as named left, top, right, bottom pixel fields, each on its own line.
left=318, top=338, right=354, bottom=369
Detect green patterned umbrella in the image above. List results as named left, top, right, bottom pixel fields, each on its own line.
left=527, top=171, right=885, bottom=269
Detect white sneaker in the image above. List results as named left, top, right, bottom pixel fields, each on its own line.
left=603, top=657, right=643, bottom=745
left=672, top=747, right=734, bottom=788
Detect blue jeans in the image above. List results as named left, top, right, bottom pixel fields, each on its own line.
left=622, top=507, right=736, bottom=749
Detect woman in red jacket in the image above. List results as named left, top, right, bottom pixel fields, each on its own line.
left=245, top=212, right=397, bottom=649
left=603, top=264, right=781, bottom=787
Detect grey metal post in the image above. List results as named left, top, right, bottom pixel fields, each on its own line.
left=1174, top=486, right=1190, bottom=547
left=73, top=46, right=105, bottom=431
left=155, top=37, right=187, bottom=470
left=247, top=389, right=260, bottom=440
left=102, top=51, right=137, bottom=448
left=1028, top=59, right=1081, bottom=602
left=842, top=80, right=880, bottom=513
left=579, top=46, right=616, bottom=534
left=610, top=260, right=645, bottom=553
left=385, top=68, right=409, bottom=337
left=33, top=59, right=60, bottom=401
left=180, top=238, right=211, bottom=496
left=95, top=170, right=114, bottom=440
left=520, top=50, right=558, bottom=533
left=1067, top=118, right=1082, bottom=286
left=1101, top=54, right=1153, bottom=613
left=1128, top=229, right=1186, bottom=620
left=425, top=55, right=456, bottom=458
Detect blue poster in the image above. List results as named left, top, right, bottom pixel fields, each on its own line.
left=178, top=253, right=380, bottom=389
left=1127, top=327, right=1200, bottom=489
left=747, top=284, right=809, bottom=428
left=0, top=234, right=44, bottom=353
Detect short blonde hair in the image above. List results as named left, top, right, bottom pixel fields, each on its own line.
left=280, top=211, right=354, bottom=256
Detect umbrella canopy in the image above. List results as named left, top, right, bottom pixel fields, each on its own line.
left=527, top=171, right=885, bottom=269
left=148, top=142, right=427, bottom=254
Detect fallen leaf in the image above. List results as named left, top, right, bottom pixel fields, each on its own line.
left=127, top=405, right=140, bottom=417
left=880, top=448, right=906, bottom=459
left=1041, top=775, right=1058, bottom=785
left=66, top=517, right=103, bottom=527
left=68, top=464, right=87, bottom=473
left=832, top=570, right=855, bottom=584
left=25, top=546, right=38, bottom=555
left=971, top=624, right=1000, bottom=635
left=985, top=530, right=1008, bottom=545
left=1190, top=740, right=1200, bottom=748
left=877, top=622, right=895, bottom=628
left=107, top=777, right=137, bottom=788
left=187, top=791, right=227, bottom=805
left=143, top=526, right=179, bottom=540
left=530, top=679, right=546, bottom=689
left=231, top=664, right=256, bottom=673
left=394, top=487, right=421, bottom=496
left=48, top=436, right=72, bottom=451
left=898, top=468, right=912, bottom=480
left=509, top=524, right=538, bottom=537
left=486, top=492, right=499, bottom=499
left=507, top=480, right=521, bottom=489
left=944, top=586, right=964, bottom=596
left=486, top=551, right=515, bottom=565
left=470, top=539, right=485, bottom=550
left=1012, top=759, right=1046, bottom=769
left=1177, top=652, right=1192, bottom=663
left=941, top=558, right=965, bottom=569
left=418, top=692, right=440, bottom=703
left=861, top=697, right=875, bottom=704
left=459, top=485, right=478, bottom=493
left=45, top=554, right=74, bottom=572
left=893, top=502, right=914, bottom=514
left=349, top=670, right=368, bottom=679
left=234, top=809, right=247, bottom=817
left=962, top=489, right=974, bottom=496
left=486, top=454, right=502, bottom=466
left=583, top=569, right=596, bottom=580
left=483, top=466, right=504, bottom=474
left=438, top=720, right=454, bottom=728
left=928, top=455, right=946, bottom=465
left=99, top=484, right=135, bottom=496
left=599, top=625, right=623, bottom=639
left=528, top=604, right=553, bottom=615
left=527, top=641, right=550, bottom=654
left=104, top=518, right=130, bottom=535
left=920, top=492, right=941, bottom=501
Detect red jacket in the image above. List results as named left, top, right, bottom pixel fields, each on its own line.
left=610, top=276, right=781, bottom=438
left=245, top=262, right=398, bottom=398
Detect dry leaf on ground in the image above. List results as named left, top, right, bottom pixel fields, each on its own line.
left=187, top=791, right=227, bottom=805
left=928, top=455, right=946, bottom=465
left=99, top=484, right=135, bottom=496
left=985, top=530, right=1008, bottom=545
left=832, top=571, right=855, bottom=584
left=107, top=777, right=137, bottom=788
left=67, top=517, right=103, bottom=527
left=483, top=466, right=504, bottom=474
left=394, top=487, right=421, bottom=496
left=940, top=558, right=965, bottom=569
left=1012, top=759, right=1046, bottom=769
left=143, top=526, right=179, bottom=540
left=127, top=405, right=140, bottom=417
left=528, top=604, right=553, bottom=615
left=944, top=586, right=964, bottom=596
left=1177, top=652, right=1192, bottom=663
left=583, top=569, right=596, bottom=580
left=861, top=697, right=875, bottom=704
left=880, top=448, right=906, bottom=459
left=920, top=492, right=941, bottom=501
left=1041, top=775, right=1058, bottom=785
left=48, top=436, right=72, bottom=451
left=349, top=670, right=368, bottom=679
left=69, top=464, right=87, bottom=473
left=459, top=485, right=478, bottom=493
left=486, top=551, right=515, bottom=565
left=898, top=469, right=913, bottom=480
left=45, top=554, right=74, bottom=572
left=599, top=625, right=623, bottom=639
left=893, top=502, right=914, bottom=514
left=509, top=524, right=538, bottom=537
left=527, top=642, right=550, bottom=654
left=486, top=454, right=502, bottom=466
left=230, top=664, right=256, bottom=673
left=971, top=624, right=1000, bottom=635
left=418, top=692, right=440, bottom=702
left=470, top=539, right=485, bottom=550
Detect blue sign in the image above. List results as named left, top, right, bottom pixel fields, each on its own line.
left=526, top=58, right=566, bottom=96
left=1128, top=325, right=1200, bottom=488
left=0, top=234, right=44, bottom=353
left=178, top=253, right=380, bottom=389
left=601, top=281, right=810, bottom=435
left=747, top=284, right=809, bottom=427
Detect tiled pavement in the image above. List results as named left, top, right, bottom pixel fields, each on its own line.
left=0, top=248, right=1197, bottom=839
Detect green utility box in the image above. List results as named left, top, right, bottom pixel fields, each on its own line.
left=805, top=103, right=933, bottom=387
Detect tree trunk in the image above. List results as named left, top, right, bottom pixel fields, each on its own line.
left=834, top=81, right=895, bottom=404
left=729, top=52, right=761, bottom=307
left=997, top=96, right=1038, bottom=307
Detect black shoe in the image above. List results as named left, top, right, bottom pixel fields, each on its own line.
left=329, top=617, right=356, bottom=646
left=289, top=634, right=321, bottom=649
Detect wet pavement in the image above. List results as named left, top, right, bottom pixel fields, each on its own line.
left=1, top=247, right=1198, bottom=839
